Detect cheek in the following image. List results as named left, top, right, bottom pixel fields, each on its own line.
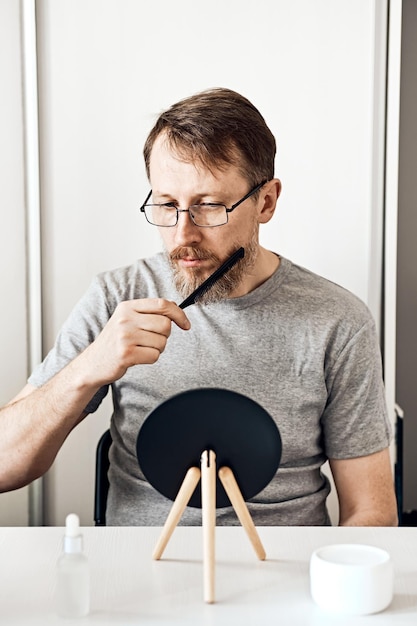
left=230, top=217, right=258, bottom=244
left=228, top=204, right=258, bottom=232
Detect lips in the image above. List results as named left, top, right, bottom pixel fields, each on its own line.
left=170, top=246, right=220, bottom=271
left=178, top=257, right=206, bottom=267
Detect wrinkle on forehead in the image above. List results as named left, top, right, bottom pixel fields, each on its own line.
left=153, top=131, right=245, bottom=180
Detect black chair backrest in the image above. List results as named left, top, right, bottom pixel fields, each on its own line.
left=94, top=429, right=112, bottom=526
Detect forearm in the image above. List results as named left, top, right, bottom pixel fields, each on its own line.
left=0, top=298, right=190, bottom=492
left=338, top=507, right=398, bottom=527
left=331, top=450, right=399, bottom=528
left=0, top=352, right=102, bottom=492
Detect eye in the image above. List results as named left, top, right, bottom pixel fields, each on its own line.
left=196, top=203, right=225, bottom=209
left=159, top=202, right=177, bottom=209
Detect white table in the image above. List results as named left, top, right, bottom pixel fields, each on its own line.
left=0, top=525, right=416, bottom=624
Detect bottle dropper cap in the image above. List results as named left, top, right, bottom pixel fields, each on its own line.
left=63, top=513, right=83, bottom=554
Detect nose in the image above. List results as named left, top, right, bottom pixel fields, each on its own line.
left=173, top=209, right=203, bottom=247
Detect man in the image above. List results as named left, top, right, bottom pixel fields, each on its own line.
left=0, top=88, right=397, bottom=526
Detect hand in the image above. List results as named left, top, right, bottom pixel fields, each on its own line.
left=81, top=298, right=191, bottom=385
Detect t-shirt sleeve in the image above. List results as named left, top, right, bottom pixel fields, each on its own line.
left=322, top=318, right=392, bottom=459
left=28, top=275, right=112, bottom=414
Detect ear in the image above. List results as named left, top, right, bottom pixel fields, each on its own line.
left=257, top=179, right=282, bottom=224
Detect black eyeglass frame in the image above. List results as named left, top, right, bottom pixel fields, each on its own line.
left=139, top=180, right=268, bottom=228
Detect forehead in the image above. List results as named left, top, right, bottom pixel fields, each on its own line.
left=149, top=133, right=246, bottom=189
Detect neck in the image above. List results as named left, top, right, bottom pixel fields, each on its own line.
left=230, top=247, right=280, bottom=298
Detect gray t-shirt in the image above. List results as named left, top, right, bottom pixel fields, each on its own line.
left=29, top=254, right=391, bottom=526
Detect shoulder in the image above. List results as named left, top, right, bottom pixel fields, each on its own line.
left=280, top=258, right=373, bottom=328
left=273, top=258, right=379, bottom=366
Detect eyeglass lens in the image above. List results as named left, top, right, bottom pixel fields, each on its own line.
left=144, top=204, right=228, bottom=227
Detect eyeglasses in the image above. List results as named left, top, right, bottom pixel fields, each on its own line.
left=139, top=180, right=268, bottom=228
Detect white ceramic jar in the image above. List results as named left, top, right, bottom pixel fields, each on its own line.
left=310, top=543, right=393, bottom=615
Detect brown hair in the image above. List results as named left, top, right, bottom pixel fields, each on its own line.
left=143, top=88, right=276, bottom=187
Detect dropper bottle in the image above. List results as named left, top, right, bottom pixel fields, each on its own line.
left=55, top=513, right=90, bottom=618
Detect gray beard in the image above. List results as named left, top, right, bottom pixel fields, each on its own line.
left=167, top=238, right=258, bottom=304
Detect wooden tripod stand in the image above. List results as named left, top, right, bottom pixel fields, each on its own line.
left=152, top=449, right=266, bottom=604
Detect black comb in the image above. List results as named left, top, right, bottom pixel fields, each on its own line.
left=179, top=247, right=245, bottom=309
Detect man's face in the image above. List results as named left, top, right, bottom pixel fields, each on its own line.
left=148, top=134, right=262, bottom=302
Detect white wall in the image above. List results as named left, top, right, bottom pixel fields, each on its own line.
left=0, top=0, right=29, bottom=525
left=5, top=0, right=391, bottom=525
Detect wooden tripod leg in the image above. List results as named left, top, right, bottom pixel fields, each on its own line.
left=201, top=450, right=216, bottom=604
left=152, top=466, right=201, bottom=560
left=218, top=466, right=266, bottom=561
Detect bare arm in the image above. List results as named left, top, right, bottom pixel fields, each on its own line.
left=330, top=448, right=398, bottom=526
left=0, top=298, right=190, bottom=492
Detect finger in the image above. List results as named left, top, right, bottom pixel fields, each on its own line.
left=117, top=328, right=168, bottom=367
left=130, top=298, right=191, bottom=330
left=133, top=313, right=173, bottom=339
left=133, top=328, right=169, bottom=354
left=130, top=345, right=162, bottom=365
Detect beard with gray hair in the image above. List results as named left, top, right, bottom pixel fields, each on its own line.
left=166, top=229, right=259, bottom=305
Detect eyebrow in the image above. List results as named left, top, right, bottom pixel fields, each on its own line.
left=152, top=191, right=229, bottom=203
